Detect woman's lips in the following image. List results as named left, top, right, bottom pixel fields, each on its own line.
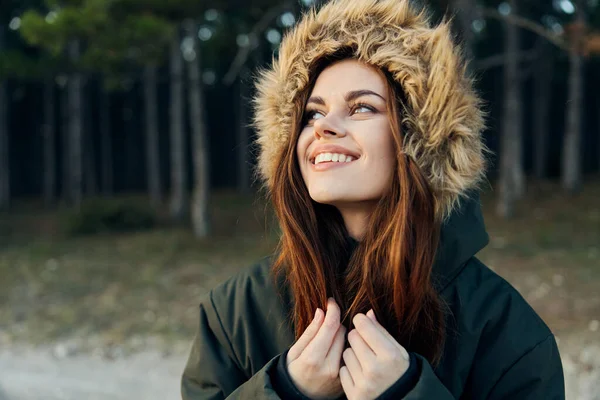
left=310, top=160, right=356, bottom=171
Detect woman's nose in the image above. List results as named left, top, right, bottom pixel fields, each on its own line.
left=313, top=114, right=347, bottom=140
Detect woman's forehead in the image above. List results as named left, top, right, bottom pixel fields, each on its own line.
left=310, top=59, right=387, bottom=99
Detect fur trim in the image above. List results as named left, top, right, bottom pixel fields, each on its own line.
left=252, top=0, right=487, bottom=219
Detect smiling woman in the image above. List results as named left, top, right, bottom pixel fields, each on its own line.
left=181, top=0, right=565, bottom=399
left=297, top=60, right=396, bottom=225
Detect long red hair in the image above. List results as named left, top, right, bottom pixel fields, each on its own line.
left=267, top=50, right=446, bottom=364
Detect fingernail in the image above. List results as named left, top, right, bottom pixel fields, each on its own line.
left=327, top=298, right=335, bottom=309
left=367, top=310, right=376, bottom=320
left=314, top=308, right=322, bottom=321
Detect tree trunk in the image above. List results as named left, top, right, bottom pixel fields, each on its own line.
left=43, top=78, right=56, bottom=207
left=0, top=29, right=9, bottom=211
left=533, top=40, right=553, bottom=180
left=185, top=20, right=210, bottom=237
left=169, top=29, right=189, bottom=222
left=99, top=86, right=113, bottom=195
left=61, top=82, right=70, bottom=202
left=143, top=65, right=162, bottom=208
left=450, top=0, right=477, bottom=65
left=0, top=81, right=8, bottom=212
left=83, top=78, right=97, bottom=196
left=68, top=40, right=83, bottom=209
left=236, top=69, right=251, bottom=194
left=562, top=0, right=585, bottom=192
left=496, top=0, right=525, bottom=218
left=122, top=86, right=137, bottom=190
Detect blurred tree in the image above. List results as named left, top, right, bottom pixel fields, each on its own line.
left=1, top=0, right=57, bottom=209
left=20, top=5, right=86, bottom=207
left=236, top=67, right=252, bottom=195
left=153, top=0, right=287, bottom=230
left=497, top=0, right=525, bottom=218
left=143, top=65, right=161, bottom=207
left=168, top=27, right=188, bottom=222
left=221, top=0, right=296, bottom=198
left=100, top=14, right=172, bottom=200
left=562, top=4, right=586, bottom=193
left=532, top=39, right=553, bottom=180
left=20, top=0, right=176, bottom=207
left=83, top=78, right=97, bottom=196
left=107, top=1, right=213, bottom=226
left=42, top=77, right=56, bottom=206
left=77, top=6, right=173, bottom=203
left=0, top=27, right=9, bottom=211
left=474, top=1, right=600, bottom=206
left=90, top=10, right=174, bottom=203
left=99, top=83, right=112, bottom=196
left=185, top=19, right=211, bottom=237
left=447, top=0, right=477, bottom=65
left=67, top=39, right=83, bottom=208
left=6, top=0, right=596, bottom=226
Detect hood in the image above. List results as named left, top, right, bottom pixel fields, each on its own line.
left=252, top=0, right=488, bottom=220
left=432, top=193, right=488, bottom=291
left=345, top=194, right=489, bottom=289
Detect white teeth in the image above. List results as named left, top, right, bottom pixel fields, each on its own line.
left=314, top=152, right=356, bottom=165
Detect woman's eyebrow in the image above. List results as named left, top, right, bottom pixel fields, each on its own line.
left=306, top=90, right=385, bottom=107
left=345, top=89, right=385, bottom=102
left=306, top=96, right=325, bottom=106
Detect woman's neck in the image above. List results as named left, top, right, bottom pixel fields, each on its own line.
left=335, top=201, right=377, bottom=240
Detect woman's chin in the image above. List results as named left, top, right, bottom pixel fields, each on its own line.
left=309, top=191, right=361, bottom=206
left=309, top=191, right=347, bottom=205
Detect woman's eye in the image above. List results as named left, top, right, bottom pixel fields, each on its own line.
left=352, top=104, right=374, bottom=114
left=304, top=110, right=324, bottom=123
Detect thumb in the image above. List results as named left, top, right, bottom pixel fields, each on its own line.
left=366, top=309, right=378, bottom=323
left=366, top=310, right=390, bottom=337
left=367, top=310, right=409, bottom=360
left=288, top=308, right=324, bottom=361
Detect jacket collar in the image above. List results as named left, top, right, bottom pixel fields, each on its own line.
left=344, top=194, right=489, bottom=292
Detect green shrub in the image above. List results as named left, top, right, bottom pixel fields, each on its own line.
left=63, top=198, right=157, bottom=236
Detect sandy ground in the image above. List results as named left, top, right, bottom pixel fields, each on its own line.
left=0, top=338, right=599, bottom=400
left=0, top=346, right=187, bottom=400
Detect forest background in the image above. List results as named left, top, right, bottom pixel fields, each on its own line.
left=0, top=0, right=599, bottom=399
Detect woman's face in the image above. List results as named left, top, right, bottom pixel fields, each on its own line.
left=296, top=59, right=396, bottom=209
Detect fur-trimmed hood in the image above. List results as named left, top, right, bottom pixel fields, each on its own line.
left=252, top=0, right=487, bottom=219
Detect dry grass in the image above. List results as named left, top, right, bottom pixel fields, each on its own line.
left=0, top=182, right=598, bottom=352
left=479, top=180, right=600, bottom=340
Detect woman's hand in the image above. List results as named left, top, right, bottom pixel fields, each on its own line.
left=340, top=310, right=410, bottom=400
left=287, top=298, right=347, bottom=400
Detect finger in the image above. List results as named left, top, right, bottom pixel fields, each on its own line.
left=366, top=310, right=409, bottom=360
left=288, top=308, right=324, bottom=361
left=303, top=298, right=341, bottom=360
left=366, top=309, right=377, bottom=322
left=366, top=309, right=397, bottom=344
left=347, top=328, right=376, bottom=367
left=353, top=313, right=394, bottom=356
left=339, top=366, right=354, bottom=395
left=326, top=324, right=346, bottom=362
left=342, top=348, right=362, bottom=378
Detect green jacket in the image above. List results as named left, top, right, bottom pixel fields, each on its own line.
left=181, top=198, right=565, bottom=399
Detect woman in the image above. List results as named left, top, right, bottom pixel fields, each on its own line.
left=181, top=0, right=565, bottom=399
